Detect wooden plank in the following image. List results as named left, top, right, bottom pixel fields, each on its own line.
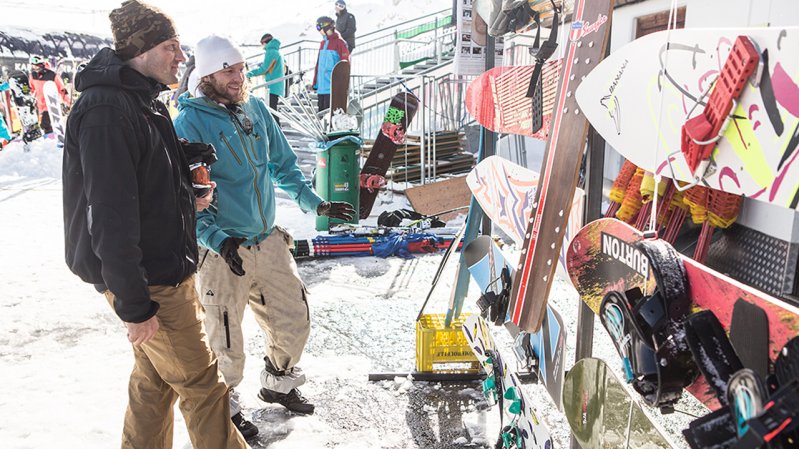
left=405, top=176, right=472, bottom=221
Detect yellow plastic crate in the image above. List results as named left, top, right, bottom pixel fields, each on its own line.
left=415, top=313, right=479, bottom=372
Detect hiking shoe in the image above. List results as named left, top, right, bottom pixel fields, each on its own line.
left=258, top=388, right=315, bottom=415
left=232, top=412, right=259, bottom=440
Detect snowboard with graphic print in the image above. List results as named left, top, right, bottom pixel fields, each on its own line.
left=576, top=26, right=799, bottom=209
left=359, top=92, right=419, bottom=218
left=565, top=217, right=799, bottom=409
left=462, top=314, right=553, bottom=449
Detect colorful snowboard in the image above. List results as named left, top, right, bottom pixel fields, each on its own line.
left=465, top=61, right=561, bottom=138
left=463, top=235, right=566, bottom=410
left=7, top=71, right=41, bottom=144
left=329, top=60, right=350, bottom=121
left=565, top=217, right=799, bottom=409
left=563, top=358, right=672, bottom=449
left=465, top=155, right=585, bottom=281
left=462, top=314, right=553, bottom=449
left=508, top=0, right=615, bottom=333
left=576, top=27, right=799, bottom=209
left=43, top=80, right=65, bottom=145
left=359, top=92, right=419, bottom=219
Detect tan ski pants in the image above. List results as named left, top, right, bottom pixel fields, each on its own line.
left=198, top=226, right=311, bottom=400
left=104, top=277, right=249, bottom=449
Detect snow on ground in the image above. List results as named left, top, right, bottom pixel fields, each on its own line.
left=0, top=139, right=701, bottom=448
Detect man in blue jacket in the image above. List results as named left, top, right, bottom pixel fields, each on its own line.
left=175, top=35, right=354, bottom=434
left=312, top=16, right=350, bottom=112
left=246, top=33, right=284, bottom=124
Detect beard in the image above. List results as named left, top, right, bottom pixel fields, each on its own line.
left=198, top=74, right=250, bottom=105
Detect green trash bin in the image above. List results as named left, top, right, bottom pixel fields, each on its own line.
left=315, top=132, right=362, bottom=231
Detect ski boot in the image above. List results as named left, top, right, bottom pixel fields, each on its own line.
left=258, top=357, right=314, bottom=415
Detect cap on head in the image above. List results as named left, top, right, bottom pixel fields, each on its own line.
left=194, top=35, right=244, bottom=79
left=335, top=0, right=346, bottom=7
left=260, top=33, right=273, bottom=45
left=109, top=0, right=178, bottom=60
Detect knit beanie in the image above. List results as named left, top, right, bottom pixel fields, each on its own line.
left=194, top=35, right=245, bottom=79
left=109, top=0, right=177, bottom=60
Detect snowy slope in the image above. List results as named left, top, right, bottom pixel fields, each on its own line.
left=0, top=0, right=448, bottom=49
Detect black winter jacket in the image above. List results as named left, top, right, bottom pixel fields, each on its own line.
left=336, top=9, right=356, bottom=50
left=62, top=48, right=198, bottom=323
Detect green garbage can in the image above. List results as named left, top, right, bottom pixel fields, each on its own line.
left=315, top=132, right=362, bottom=231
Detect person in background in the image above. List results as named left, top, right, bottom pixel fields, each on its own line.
left=61, top=2, right=249, bottom=448
left=312, top=16, right=349, bottom=112
left=334, top=0, right=356, bottom=51
left=174, top=34, right=355, bottom=437
left=246, top=33, right=284, bottom=124
left=28, top=55, right=70, bottom=134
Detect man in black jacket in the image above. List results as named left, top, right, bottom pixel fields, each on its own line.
left=335, top=0, right=356, bottom=50
left=61, top=1, right=250, bottom=448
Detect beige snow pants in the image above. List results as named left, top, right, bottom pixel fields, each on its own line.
left=198, top=226, right=311, bottom=396
left=104, top=277, right=249, bottom=449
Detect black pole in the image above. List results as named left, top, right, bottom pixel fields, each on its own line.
left=482, top=34, right=496, bottom=236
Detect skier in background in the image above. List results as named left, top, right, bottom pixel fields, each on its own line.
left=334, top=0, right=356, bottom=51
left=28, top=55, right=69, bottom=134
left=175, top=34, right=355, bottom=437
left=61, top=2, right=248, bottom=448
left=246, top=33, right=284, bottom=124
left=312, top=16, right=349, bottom=112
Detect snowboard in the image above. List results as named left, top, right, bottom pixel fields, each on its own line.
left=462, top=314, right=553, bottom=449
left=463, top=235, right=566, bottom=410
left=465, top=155, right=585, bottom=280
left=563, top=358, right=672, bottom=449
left=576, top=27, right=799, bottom=210
left=329, top=60, right=350, bottom=123
left=43, top=80, right=65, bottom=145
left=358, top=92, right=419, bottom=219
left=565, top=217, right=799, bottom=409
left=7, top=71, right=41, bottom=144
left=465, top=61, right=561, bottom=138
left=509, top=0, right=615, bottom=333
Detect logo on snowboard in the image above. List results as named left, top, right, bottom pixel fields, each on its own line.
left=381, top=106, right=407, bottom=145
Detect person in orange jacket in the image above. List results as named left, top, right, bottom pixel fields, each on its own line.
left=28, top=55, right=70, bottom=134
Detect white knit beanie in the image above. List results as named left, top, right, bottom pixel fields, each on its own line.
left=194, top=35, right=244, bottom=79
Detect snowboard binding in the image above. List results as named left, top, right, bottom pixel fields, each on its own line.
left=599, top=238, right=698, bottom=410
left=476, top=267, right=512, bottom=326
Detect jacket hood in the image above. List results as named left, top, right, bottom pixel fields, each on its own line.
left=265, top=38, right=281, bottom=50
left=74, top=47, right=164, bottom=97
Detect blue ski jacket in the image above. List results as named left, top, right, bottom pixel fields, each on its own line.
left=247, top=38, right=285, bottom=97
left=313, top=31, right=349, bottom=95
left=174, top=92, right=323, bottom=253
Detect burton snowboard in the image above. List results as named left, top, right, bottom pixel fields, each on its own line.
left=359, top=92, right=419, bottom=219
left=508, top=0, right=615, bottom=333
left=576, top=27, right=799, bottom=210
left=462, top=314, right=553, bottom=449
left=465, top=61, right=561, bottom=138
left=43, top=80, right=65, bottom=145
left=563, top=358, right=672, bottom=449
left=463, top=235, right=567, bottom=410
left=565, top=217, right=799, bottom=409
left=465, top=155, right=585, bottom=280
left=329, top=60, right=350, bottom=123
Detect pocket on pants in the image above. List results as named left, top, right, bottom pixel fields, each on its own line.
left=272, top=225, right=294, bottom=247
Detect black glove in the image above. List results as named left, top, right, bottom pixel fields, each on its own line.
left=220, top=237, right=246, bottom=276
left=316, top=201, right=356, bottom=221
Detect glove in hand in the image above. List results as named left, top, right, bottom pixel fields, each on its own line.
left=220, top=237, right=247, bottom=276
left=316, top=201, right=355, bottom=221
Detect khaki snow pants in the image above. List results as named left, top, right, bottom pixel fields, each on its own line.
left=104, top=276, right=248, bottom=449
left=198, top=226, right=311, bottom=391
